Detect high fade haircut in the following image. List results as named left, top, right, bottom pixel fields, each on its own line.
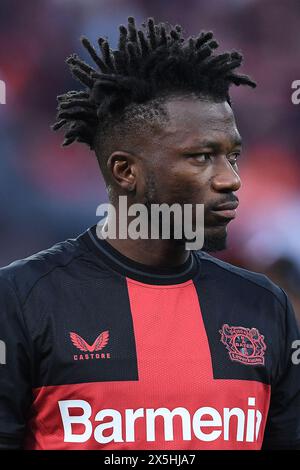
left=52, top=16, right=256, bottom=177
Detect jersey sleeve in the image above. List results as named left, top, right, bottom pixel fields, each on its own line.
left=262, top=290, right=300, bottom=449
left=0, top=275, right=33, bottom=449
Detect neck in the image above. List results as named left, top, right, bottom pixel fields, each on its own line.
left=100, top=215, right=189, bottom=268
left=105, top=236, right=189, bottom=268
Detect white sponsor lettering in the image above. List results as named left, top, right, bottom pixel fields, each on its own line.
left=58, top=397, right=263, bottom=444
left=58, top=400, right=93, bottom=442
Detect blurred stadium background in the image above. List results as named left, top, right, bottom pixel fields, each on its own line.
left=0, top=0, right=299, bottom=322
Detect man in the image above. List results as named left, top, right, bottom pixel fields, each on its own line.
left=0, top=17, right=299, bottom=450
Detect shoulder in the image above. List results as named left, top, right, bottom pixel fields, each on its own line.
left=0, top=235, right=88, bottom=304
left=196, top=251, right=286, bottom=309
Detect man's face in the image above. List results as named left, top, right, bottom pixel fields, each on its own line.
left=137, top=95, right=242, bottom=252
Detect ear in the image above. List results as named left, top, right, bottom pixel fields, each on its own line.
left=107, top=151, right=138, bottom=192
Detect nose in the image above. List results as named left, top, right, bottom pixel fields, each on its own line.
left=211, top=156, right=241, bottom=192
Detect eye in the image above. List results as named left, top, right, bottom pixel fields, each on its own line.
left=227, top=152, right=241, bottom=165
left=188, top=153, right=213, bottom=163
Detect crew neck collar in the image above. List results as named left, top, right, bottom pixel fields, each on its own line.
left=80, top=225, right=200, bottom=285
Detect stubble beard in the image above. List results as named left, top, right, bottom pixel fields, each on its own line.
left=143, top=174, right=228, bottom=252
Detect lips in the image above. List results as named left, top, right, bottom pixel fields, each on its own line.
left=210, top=200, right=239, bottom=221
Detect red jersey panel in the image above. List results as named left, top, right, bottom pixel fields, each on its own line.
left=25, top=279, right=270, bottom=449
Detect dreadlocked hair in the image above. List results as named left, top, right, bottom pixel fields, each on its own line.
left=52, top=16, right=256, bottom=150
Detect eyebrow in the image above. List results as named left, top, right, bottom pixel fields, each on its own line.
left=180, top=136, right=243, bottom=152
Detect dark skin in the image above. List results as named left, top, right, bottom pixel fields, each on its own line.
left=102, top=94, right=242, bottom=268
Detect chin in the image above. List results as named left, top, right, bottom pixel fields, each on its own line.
left=202, top=227, right=228, bottom=252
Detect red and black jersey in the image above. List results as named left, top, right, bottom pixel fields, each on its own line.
left=0, top=225, right=299, bottom=450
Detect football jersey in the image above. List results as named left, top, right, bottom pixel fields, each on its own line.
left=0, top=224, right=299, bottom=450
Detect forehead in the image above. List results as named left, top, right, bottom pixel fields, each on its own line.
left=157, top=95, right=241, bottom=148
